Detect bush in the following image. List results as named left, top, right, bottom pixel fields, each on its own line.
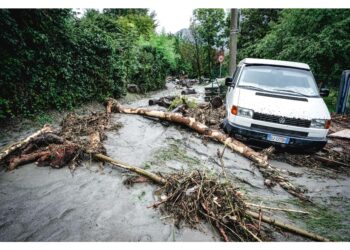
left=130, top=34, right=178, bottom=92
left=0, top=9, right=176, bottom=119
left=131, top=45, right=170, bottom=92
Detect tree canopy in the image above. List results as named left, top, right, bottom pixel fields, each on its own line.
left=1, top=8, right=349, bottom=118
left=240, top=9, right=350, bottom=85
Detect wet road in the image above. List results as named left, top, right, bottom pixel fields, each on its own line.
left=0, top=83, right=349, bottom=241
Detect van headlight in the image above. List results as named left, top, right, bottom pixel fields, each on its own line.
left=310, top=119, right=331, bottom=129
left=237, top=107, right=254, bottom=118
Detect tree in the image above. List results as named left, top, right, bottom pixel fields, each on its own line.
left=252, top=9, right=350, bottom=85
left=189, top=21, right=203, bottom=80
left=192, top=9, right=226, bottom=78
left=235, top=9, right=281, bottom=62
left=228, top=9, right=238, bottom=76
left=103, top=9, right=148, bottom=17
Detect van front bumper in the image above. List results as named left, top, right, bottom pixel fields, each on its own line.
left=222, top=119, right=327, bottom=150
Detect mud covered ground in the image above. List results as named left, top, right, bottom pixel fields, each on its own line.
left=0, top=82, right=350, bottom=241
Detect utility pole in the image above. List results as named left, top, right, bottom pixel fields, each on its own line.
left=229, top=9, right=238, bottom=76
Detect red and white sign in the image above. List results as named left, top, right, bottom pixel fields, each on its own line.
left=218, top=55, right=224, bottom=63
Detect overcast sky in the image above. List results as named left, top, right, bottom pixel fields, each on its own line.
left=151, top=7, right=194, bottom=34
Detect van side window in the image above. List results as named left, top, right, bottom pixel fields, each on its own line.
left=232, top=66, right=241, bottom=86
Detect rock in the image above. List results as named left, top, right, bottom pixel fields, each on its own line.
left=181, top=89, right=196, bottom=95
left=332, top=147, right=343, bottom=152
left=264, top=179, right=273, bottom=187
left=127, top=84, right=140, bottom=93
left=210, top=96, right=223, bottom=109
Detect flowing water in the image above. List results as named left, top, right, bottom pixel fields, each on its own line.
left=0, top=83, right=349, bottom=241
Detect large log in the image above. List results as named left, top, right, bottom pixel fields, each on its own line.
left=109, top=99, right=269, bottom=167
left=108, top=99, right=310, bottom=201
left=0, top=125, right=54, bottom=163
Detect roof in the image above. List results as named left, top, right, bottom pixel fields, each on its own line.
left=238, top=58, right=310, bottom=70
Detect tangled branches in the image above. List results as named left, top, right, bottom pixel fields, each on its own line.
left=153, top=170, right=264, bottom=242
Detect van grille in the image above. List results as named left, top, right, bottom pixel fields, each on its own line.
left=251, top=124, right=308, bottom=137
left=253, top=112, right=311, bottom=128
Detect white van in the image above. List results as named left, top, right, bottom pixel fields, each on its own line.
left=222, top=58, right=331, bottom=152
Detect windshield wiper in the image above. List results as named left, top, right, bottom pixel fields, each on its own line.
left=272, top=89, right=310, bottom=97
left=239, top=85, right=270, bottom=92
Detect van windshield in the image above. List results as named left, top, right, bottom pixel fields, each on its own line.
left=238, top=65, right=320, bottom=97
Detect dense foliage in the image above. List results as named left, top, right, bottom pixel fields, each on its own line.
left=0, top=9, right=177, bottom=119
left=239, top=9, right=350, bottom=86
left=171, top=9, right=228, bottom=80
left=1, top=9, right=349, bottom=118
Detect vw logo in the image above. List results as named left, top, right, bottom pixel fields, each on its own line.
left=279, top=117, right=286, bottom=124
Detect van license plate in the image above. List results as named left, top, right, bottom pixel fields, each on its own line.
left=267, top=134, right=290, bottom=144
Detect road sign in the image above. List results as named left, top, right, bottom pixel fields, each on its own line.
left=218, top=55, right=224, bottom=63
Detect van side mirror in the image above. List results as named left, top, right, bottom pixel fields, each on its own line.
left=320, top=87, right=330, bottom=97
left=225, top=77, right=234, bottom=87
left=319, top=82, right=330, bottom=97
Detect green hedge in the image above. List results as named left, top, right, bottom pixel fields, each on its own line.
left=0, top=9, right=175, bottom=119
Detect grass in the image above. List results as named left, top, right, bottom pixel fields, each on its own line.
left=34, top=113, right=53, bottom=126
left=168, top=96, right=197, bottom=111
left=285, top=197, right=350, bottom=241
left=155, top=140, right=201, bottom=167
left=323, top=88, right=338, bottom=113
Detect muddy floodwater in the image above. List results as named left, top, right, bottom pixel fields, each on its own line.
left=0, top=83, right=350, bottom=241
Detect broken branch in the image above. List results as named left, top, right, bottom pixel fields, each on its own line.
left=0, top=125, right=54, bottom=163
left=245, top=202, right=309, bottom=214
left=108, top=99, right=309, bottom=201
left=246, top=210, right=329, bottom=242
left=94, top=153, right=166, bottom=185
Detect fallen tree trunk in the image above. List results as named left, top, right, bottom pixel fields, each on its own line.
left=0, top=108, right=325, bottom=241
left=108, top=99, right=310, bottom=201
left=0, top=125, right=54, bottom=163
left=8, top=143, right=80, bottom=170
left=109, top=99, right=268, bottom=167
left=8, top=150, right=50, bottom=170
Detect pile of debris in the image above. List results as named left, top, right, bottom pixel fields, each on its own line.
left=0, top=101, right=122, bottom=171
left=186, top=104, right=226, bottom=130
left=153, top=170, right=265, bottom=241
left=167, top=76, right=199, bottom=88
left=0, top=97, right=330, bottom=242
left=272, top=113, right=350, bottom=172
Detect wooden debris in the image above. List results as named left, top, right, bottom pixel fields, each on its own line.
left=0, top=125, right=54, bottom=163
left=312, top=155, right=350, bottom=168
left=181, top=88, right=196, bottom=95
left=8, top=143, right=79, bottom=170
left=210, top=96, right=223, bottom=109
left=245, top=202, right=309, bottom=214
left=246, top=210, right=329, bottom=242
left=94, top=153, right=166, bottom=185
left=0, top=97, right=329, bottom=242
left=108, top=99, right=309, bottom=201
left=109, top=99, right=268, bottom=167
left=148, top=96, right=176, bottom=108
left=328, top=129, right=350, bottom=140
